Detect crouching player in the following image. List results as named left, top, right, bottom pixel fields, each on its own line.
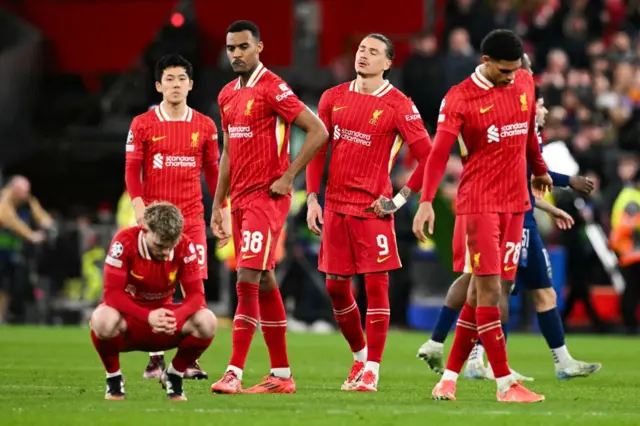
left=90, top=202, right=217, bottom=400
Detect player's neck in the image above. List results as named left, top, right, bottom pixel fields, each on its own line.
left=477, top=64, right=496, bottom=87
left=356, top=75, right=386, bottom=95
left=160, top=101, right=188, bottom=121
left=239, top=62, right=261, bottom=87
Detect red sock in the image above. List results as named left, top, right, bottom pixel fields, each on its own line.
left=365, top=274, right=390, bottom=364
left=229, top=282, right=259, bottom=370
left=326, top=278, right=366, bottom=353
left=477, top=306, right=510, bottom=378
left=445, top=302, right=478, bottom=374
left=90, top=330, right=124, bottom=374
left=259, top=287, right=289, bottom=369
left=172, top=335, right=214, bottom=373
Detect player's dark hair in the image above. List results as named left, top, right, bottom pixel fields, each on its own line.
left=155, top=54, right=193, bottom=82
left=366, top=33, right=394, bottom=79
left=480, top=29, right=523, bottom=62
left=144, top=202, right=184, bottom=245
left=227, top=20, right=261, bottom=41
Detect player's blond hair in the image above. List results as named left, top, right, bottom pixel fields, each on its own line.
left=143, top=201, right=184, bottom=244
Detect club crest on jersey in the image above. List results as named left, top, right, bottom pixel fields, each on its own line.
left=245, top=99, right=254, bottom=116
left=369, top=109, right=384, bottom=125
left=520, top=93, right=528, bottom=111
left=191, top=131, right=199, bottom=148
left=168, top=269, right=178, bottom=285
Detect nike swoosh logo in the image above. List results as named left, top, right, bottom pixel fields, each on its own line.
left=377, top=255, right=391, bottom=263
left=503, top=265, right=517, bottom=271
left=130, top=271, right=144, bottom=279
left=242, top=254, right=257, bottom=260
left=370, top=318, right=386, bottom=324
left=496, top=334, right=505, bottom=340
left=233, top=327, right=247, bottom=331
left=223, top=105, right=231, bottom=112
left=151, top=136, right=166, bottom=142
left=480, top=105, right=493, bottom=114
left=333, top=106, right=348, bottom=112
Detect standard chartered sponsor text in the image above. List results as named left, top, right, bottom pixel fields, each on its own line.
left=229, top=126, right=253, bottom=138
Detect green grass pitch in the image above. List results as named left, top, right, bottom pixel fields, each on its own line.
left=0, top=326, right=638, bottom=425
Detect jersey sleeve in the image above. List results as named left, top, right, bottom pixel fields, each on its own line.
left=306, top=89, right=333, bottom=195
left=177, top=239, right=202, bottom=284
left=203, top=119, right=220, bottom=165
left=436, top=88, right=465, bottom=137
left=125, top=116, right=147, bottom=160
left=394, top=98, right=429, bottom=145
left=264, top=80, right=306, bottom=124
left=104, top=231, right=134, bottom=274
left=218, top=90, right=229, bottom=132
left=317, top=89, right=333, bottom=133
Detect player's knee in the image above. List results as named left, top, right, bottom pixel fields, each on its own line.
left=326, top=276, right=351, bottom=300
left=189, top=309, right=217, bottom=339
left=445, top=274, right=470, bottom=309
left=258, top=271, right=278, bottom=292
left=90, top=306, right=123, bottom=339
left=533, top=287, right=556, bottom=310
left=237, top=267, right=261, bottom=285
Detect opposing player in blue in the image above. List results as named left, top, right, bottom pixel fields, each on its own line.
left=417, top=54, right=602, bottom=381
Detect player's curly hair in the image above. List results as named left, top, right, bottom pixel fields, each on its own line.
left=365, top=33, right=394, bottom=79
left=143, top=202, right=184, bottom=245
left=481, top=29, right=523, bottom=62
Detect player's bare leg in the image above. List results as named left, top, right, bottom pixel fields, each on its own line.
left=418, top=273, right=470, bottom=374
left=326, top=274, right=367, bottom=390
left=532, top=288, right=601, bottom=379
left=161, top=309, right=217, bottom=400
left=473, top=280, right=534, bottom=382
left=90, top=305, right=127, bottom=400
left=211, top=267, right=261, bottom=394
left=244, top=270, right=295, bottom=394
left=172, top=283, right=209, bottom=380
left=355, top=272, right=391, bottom=392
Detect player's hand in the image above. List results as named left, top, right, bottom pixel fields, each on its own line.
left=148, top=308, right=177, bottom=335
left=306, top=195, right=323, bottom=235
left=269, top=174, right=293, bottom=198
left=550, top=207, right=575, bottom=230
left=531, top=173, right=553, bottom=199
left=132, top=197, right=146, bottom=226
left=211, top=206, right=231, bottom=248
left=569, top=175, right=594, bottom=195
left=412, top=202, right=435, bottom=242
left=369, top=196, right=398, bottom=218
left=29, top=230, right=46, bottom=244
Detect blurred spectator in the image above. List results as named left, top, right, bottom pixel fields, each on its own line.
left=401, top=31, right=443, bottom=131
left=443, top=28, right=477, bottom=90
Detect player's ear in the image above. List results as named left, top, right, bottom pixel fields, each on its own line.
left=256, top=40, right=264, bottom=55
left=481, top=55, right=490, bottom=65
left=188, top=79, right=194, bottom=91
left=155, top=81, right=163, bottom=94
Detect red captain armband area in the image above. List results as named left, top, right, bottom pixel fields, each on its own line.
left=420, top=131, right=457, bottom=203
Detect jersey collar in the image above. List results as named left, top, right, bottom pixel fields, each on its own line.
left=154, top=102, right=193, bottom=122
left=138, top=229, right=174, bottom=261
left=471, top=65, right=494, bottom=91
left=234, top=62, right=268, bottom=90
left=349, top=79, right=393, bottom=97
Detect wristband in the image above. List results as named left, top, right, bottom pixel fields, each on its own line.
left=392, top=193, right=407, bottom=209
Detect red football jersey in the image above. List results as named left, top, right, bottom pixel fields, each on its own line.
left=218, top=63, right=306, bottom=211
left=104, top=226, right=201, bottom=307
left=125, top=104, right=219, bottom=222
left=436, top=66, right=543, bottom=214
left=316, top=80, right=429, bottom=218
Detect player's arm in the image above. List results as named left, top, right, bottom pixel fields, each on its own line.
left=306, top=90, right=332, bottom=202
left=0, top=197, right=41, bottom=243
left=172, top=243, right=206, bottom=326
left=534, top=198, right=574, bottom=230
left=124, top=118, right=146, bottom=224
left=268, top=82, right=328, bottom=196
left=202, top=121, right=224, bottom=205
left=371, top=102, right=433, bottom=215
left=102, top=237, right=150, bottom=321
left=212, top=131, right=230, bottom=209
left=28, top=196, right=54, bottom=229
left=526, top=97, right=551, bottom=197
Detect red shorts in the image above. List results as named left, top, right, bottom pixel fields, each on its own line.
left=319, top=210, right=401, bottom=276
left=184, top=220, right=207, bottom=279
left=452, top=212, right=524, bottom=280
left=93, top=303, right=191, bottom=352
left=231, top=193, right=290, bottom=271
